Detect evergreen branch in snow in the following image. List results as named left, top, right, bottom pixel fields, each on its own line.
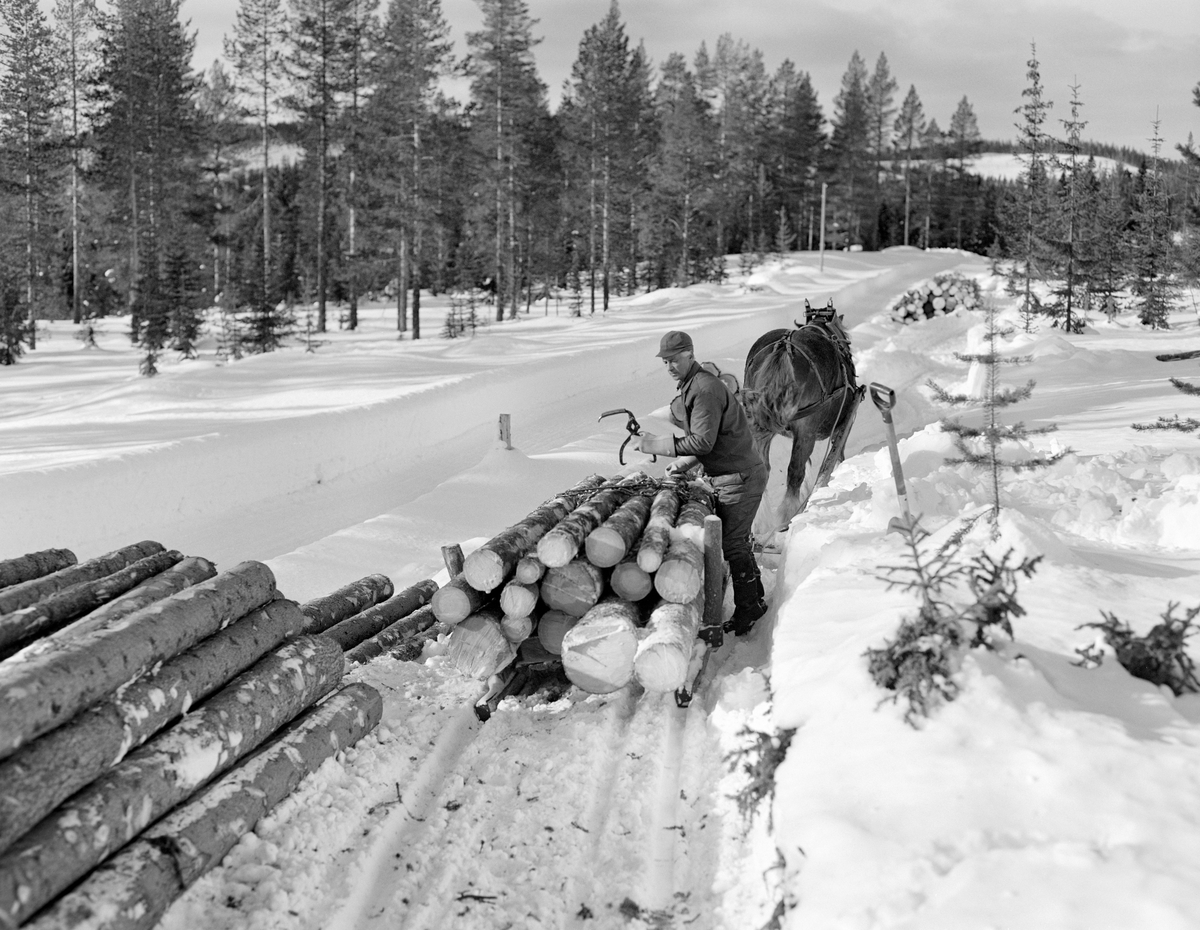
left=1077, top=603, right=1200, bottom=696
left=1132, top=415, right=1200, bottom=435
left=1170, top=377, right=1200, bottom=397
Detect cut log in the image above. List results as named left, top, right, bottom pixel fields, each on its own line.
left=560, top=598, right=640, bottom=694
left=0, top=549, right=76, bottom=591
left=0, top=560, right=277, bottom=761
left=0, top=541, right=164, bottom=617
left=500, top=613, right=534, bottom=644
left=441, top=544, right=465, bottom=576
left=585, top=490, right=653, bottom=568
left=702, top=515, right=725, bottom=628
left=541, top=560, right=604, bottom=617
left=610, top=542, right=653, bottom=602
left=300, top=574, right=394, bottom=635
left=320, top=578, right=438, bottom=651
left=536, top=609, right=578, bottom=656
left=499, top=580, right=539, bottom=619
left=344, top=604, right=438, bottom=666
left=389, top=619, right=452, bottom=662
left=637, top=485, right=682, bottom=573
left=20, top=556, right=220, bottom=657
left=537, top=474, right=646, bottom=569
left=0, top=550, right=185, bottom=659
left=430, top=573, right=490, bottom=626
left=446, top=607, right=515, bottom=679
left=31, top=683, right=382, bottom=930
left=654, top=494, right=713, bottom=604
left=0, top=634, right=343, bottom=927
left=463, top=474, right=608, bottom=591
left=514, top=555, right=546, bottom=584
left=1157, top=349, right=1200, bottom=362
left=0, top=598, right=304, bottom=856
left=634, top=597, right=703, bottom=692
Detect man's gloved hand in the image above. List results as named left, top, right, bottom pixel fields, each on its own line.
left=665, top=456, right=698, bottom=477
left=635, top=432, right=676, bottom=456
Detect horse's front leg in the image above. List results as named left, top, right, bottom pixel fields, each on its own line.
left=779, top=425, right=817, bottom=530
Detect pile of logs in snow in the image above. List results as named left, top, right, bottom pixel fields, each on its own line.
left=434, top=473, right=726, bottom=697
left=0, top=542, right=439, bottom=930
left=889, top=271, right=982, bottom=323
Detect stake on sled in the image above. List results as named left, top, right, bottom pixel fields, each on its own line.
left=869, top=382, right=915, bottom=533
left=598, top=408, right=657, bottom=466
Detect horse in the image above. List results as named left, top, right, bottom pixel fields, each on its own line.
left=742, top=299, right=864, bottom=532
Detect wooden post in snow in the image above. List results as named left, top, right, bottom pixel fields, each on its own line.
left=498, top=413, right=512, bottom=450
left=702, top=515, right=724, bottom=628
left=441, top=544, right=465, bottom=576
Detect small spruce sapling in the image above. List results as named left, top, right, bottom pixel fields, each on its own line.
left=865, top=517, right=1041, bottom=725
left=726, top=725, right=796, bottom=829
left=1075, top=603, right=1200, bottom=696
left=0, top=282, right=30, bottom=364
left=927, top=298, right=1068, bottom=524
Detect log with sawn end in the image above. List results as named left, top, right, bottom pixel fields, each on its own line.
left=560, top=597, right=641, bottom=694
left=0, top=541, right=164, bottom=617
left=446, top=607, right=515, bottom=679
left=585, top=488, right=653, bottom=568
left=634, top=596, right=703, bottom=692
left=0, top=560, right=278, bottom=761
left=609, top=540, right=653, bottom=603
left=0, top=598, right=304, bottom=857
left=537, top=474, right=647, bottom=569
left=431, top=573, right=491, bottom=626
left=653, top=494, right=713, bottom=604
left=541, top=560, right=604, bottom=617
left=514, top=555, right=546, bottom=584
left=637, top=484, right=683, bottom=573
left=30, top=683, right=383, bottom=930
left=463, top=474, right=608, bottom=592
left=499, top=580, right=539, bottom=619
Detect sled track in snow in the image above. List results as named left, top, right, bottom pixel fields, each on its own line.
left=325, top=658, right=731, bottom=930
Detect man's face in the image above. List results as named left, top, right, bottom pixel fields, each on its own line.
left=663, top=349, right=693, bottom=382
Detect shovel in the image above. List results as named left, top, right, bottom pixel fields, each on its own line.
left=869, top=382, right=915, bottom=533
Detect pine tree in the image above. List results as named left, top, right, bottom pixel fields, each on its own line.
left=196, top=61, right=241, bottom=306
left=52, top=0, right=99, bottom=326
left=865, top=52, right=898, bottom=247
left=226, top=0, right=287, bottom=323
left=1128, top=118, right=1177, bottom=329
left=340, top=0, right=378, bottom=330
left=1004, top=44, right=1054, bottom=332
left=465, top=0, right=549, bottom=322
left=829, top=51, right=870, bottom=247
left=893, top=84, right=925, bottom=247
left=0, top=0, right=63, bottom=351
left=768, top=61, right=823, bottom=248
left=947, top=96, right=981, bottom=249
left=928, top=298, right=1068, bottom=524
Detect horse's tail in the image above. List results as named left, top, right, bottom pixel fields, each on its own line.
left=746, top=336, right=805, bottom=434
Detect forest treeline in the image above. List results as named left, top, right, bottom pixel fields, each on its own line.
left=0, top=0, right=1197, bottom=370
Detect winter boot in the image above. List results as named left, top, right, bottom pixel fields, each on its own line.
left=724, top=568, right=767, bottom=637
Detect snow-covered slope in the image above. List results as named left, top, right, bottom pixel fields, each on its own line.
left=4, top=250, right=1200, bottom=929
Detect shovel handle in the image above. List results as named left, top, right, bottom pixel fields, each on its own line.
left=869, top=382, right=896, bottom=420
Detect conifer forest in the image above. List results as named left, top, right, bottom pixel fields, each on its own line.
left=0, top=0, right=1198, bottom=370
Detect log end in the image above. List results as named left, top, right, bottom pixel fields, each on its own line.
left=561, top=614, right=638, bottom=694
left=536, top=533, right=577, bottom=570
left=584, top=528, right=627, bottom=569
left=653, top=564, right=702, bottom=605
left=635, top=645, right=691, bottom=693
left=536, top=610, right=578, bottom=656
left=463, top=549, right=506, bottom=593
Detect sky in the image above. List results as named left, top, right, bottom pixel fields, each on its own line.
left=183, top=0, right=1200, bottom=155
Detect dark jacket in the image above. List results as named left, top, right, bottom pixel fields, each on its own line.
left=672, top=361, right=762, bottom=476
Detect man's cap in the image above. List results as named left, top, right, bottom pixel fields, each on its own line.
left=656, top=331, right=693, bottom=358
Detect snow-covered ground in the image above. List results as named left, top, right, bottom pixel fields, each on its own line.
left=4, top=249, right=1200, bottom=929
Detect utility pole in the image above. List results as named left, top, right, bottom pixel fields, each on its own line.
left=819, top=182, right=828, bottom=272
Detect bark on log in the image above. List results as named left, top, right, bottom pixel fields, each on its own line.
left=500, top=613, right=534, bottom=644
left=541, top=560, right=604, bottom=617
left=514, top=556, right=546, bottom=585
left=0, top=541, right=164, bottom=617
left=446, top=607, right=515, bottom=679
left=536, top=475, right=645, bottom=569
left=634, top=596, right=703, bottom=692
left=320, top=578, right=438, bottom=652
left=610, top=542, right=653, bottom=603
left=389, top=620, right=452, bottom=662
left=430, top=573, right=490, bottom=626
left=19, top=557, right=219, bottom=658
left=560, top=598, right=640, bottom=694
left=499, top=581, right=539, bottom=619
left=0, top=599, right=304, bottom=857
left=344, top=604, right=438, bottom=667
left=536, top=610, right=578, bottom=656
left=0, top=550, right=185, bottom=660
left=702, top=515, right=724, bottom=628
left=462, top=475, right=607, bottom=592
left=0, top=561, right=277, bottom=761
left=29, top=683, right=382, bottom=930
left=0, top=635, right=343, bottom=926
left=653, top=495, right=713, bottom=604
left=440, top=544, right=465, bottom=576
left=637, top=485, right=682, bottom=573
left=0, top=550, right=76, bottom=592
left=585, top=491, right=653, bottom=568
left=300, top=574, right=394, bottom=635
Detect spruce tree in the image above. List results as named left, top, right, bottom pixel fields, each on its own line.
left=773, top=205, right=795, bottom=254
left=769, top=62, right=823, bottom=248
left=829, top=51, right=870, bottom=247
left=1128, top=118, right=1176, bottom=329
left=947, top=96, right=981, bottom=249
left=893, top=84, right=925, bottom=246
left=928, top=298, right=1068, bottom=525
left=0, top=276, right=28, bottom=364
left=0, top=0, right=63, bottom=350
left=865, top=52, right=898, bottom=247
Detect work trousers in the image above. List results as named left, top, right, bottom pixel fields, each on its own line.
left=709, top=461, right=768, bottom=577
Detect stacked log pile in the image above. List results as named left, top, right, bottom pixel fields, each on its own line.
left=0, top=546, right=417, bottom=929
left=888, top=271, right=983, bottom=324
left=436, top=473, right=725, bottom=697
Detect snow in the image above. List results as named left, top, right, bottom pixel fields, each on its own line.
left=5, top=250, right=1200, bottom=928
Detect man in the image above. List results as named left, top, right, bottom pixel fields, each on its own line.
left=635, top=330, right=769, bottom=636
